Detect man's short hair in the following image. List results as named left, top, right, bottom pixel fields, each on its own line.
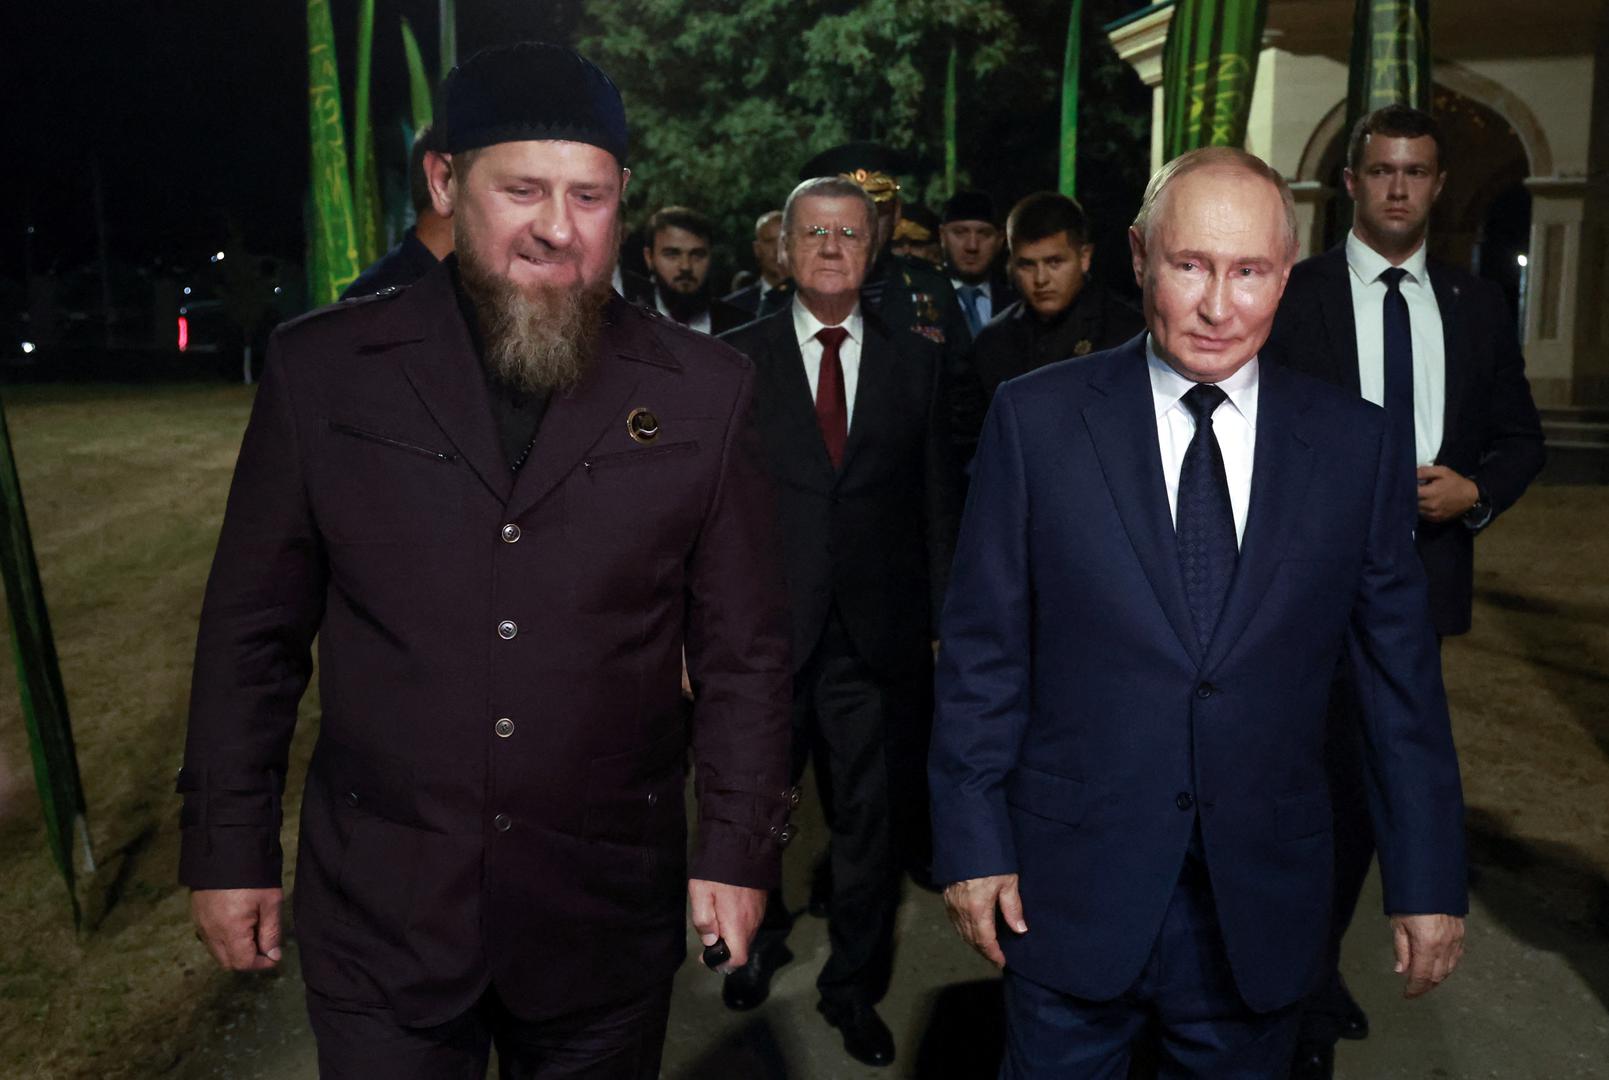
left=754, top=209, right=784, bottom=236
left=1006, top=192, right=1091, bottom=250
left=409, top=124, right=442, bottom=216
left=1347, top=103, right=1445, bottom=173
left=1132, top=146, right=1297, bottom=260
left=645, top=206, right=714, bottom=247
left=782, top=177, right=879, bottom=238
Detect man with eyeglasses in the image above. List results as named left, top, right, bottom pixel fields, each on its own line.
left=719, top=176, right=963, bottom=1069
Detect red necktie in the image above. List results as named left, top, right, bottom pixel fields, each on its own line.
left=815, top=326, right=850, bottom=469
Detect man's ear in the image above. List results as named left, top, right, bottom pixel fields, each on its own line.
left=1342, top=166, right=1357, bottom=203
left=1127, top=226, right=1147, bottom=289
left=619, top=168, right=631, bottom=202
left=425, top=151, right=456, bottom=218
left=1079, top=242, right=1095, bottom=275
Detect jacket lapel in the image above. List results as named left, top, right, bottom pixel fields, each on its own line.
left=392, top=266, right=514, bottom=504
left=839, top=317, right=893, bottom=477
left=1429, top=263, right=1466, bottom=459
left=1317, top=246, right=1362, bottom=395
left=1201, top=363, right=1315, bottom=672
left=1081, top=341, right=1204, bottom=668
left=761, top=312, right=838, bottom=483
left=504, top=298, right=659, bottom=519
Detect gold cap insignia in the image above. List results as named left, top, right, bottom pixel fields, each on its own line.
left=842, top=168, right=901, bottom=204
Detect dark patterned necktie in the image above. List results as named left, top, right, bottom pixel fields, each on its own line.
left=815, top=327, right=850, bottom=468
left=1176, top=383, right=1237, bottom=650
left=1379, top=266, right=1418, bottom=484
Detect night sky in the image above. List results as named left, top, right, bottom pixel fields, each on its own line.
left=5, top=1, right=582, bottom=287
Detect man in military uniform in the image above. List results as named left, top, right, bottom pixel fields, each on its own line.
left=891, top=203, right=943, bottom=267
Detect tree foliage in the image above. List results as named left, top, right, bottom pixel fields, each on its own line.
left=579, top=0, right=1150, bottom=287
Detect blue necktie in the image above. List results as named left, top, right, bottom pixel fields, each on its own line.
left=1380, top=267, right=1418, bottom=481
left=1176, top=383, right=1237, bottom=650
left=958, top=285, right=985, bottom=336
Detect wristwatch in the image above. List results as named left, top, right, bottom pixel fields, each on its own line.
left=1462, top=481, right=1493, bottom=530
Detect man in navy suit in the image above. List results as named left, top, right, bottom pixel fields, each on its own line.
left=929, top=147, right=1467, bottom=1078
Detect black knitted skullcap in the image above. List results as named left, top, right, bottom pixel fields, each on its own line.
left=942, top=190, right=997, bottom=225
left=440, top=43, right=628, bottom=165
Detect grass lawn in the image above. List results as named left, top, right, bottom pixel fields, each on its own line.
left=0, top=382, right=321, bottom=1079
left=0, top=381, right=1603, bottom=1078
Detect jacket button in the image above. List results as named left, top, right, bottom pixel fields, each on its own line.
left=1196, top=683, right=1215, bottom=699
left=786, top=787, right=802, bottom=808
left=777, top=824, right=796, bottom=847
left=1176, top=792, right=1195, bottom=811
left=494, top=717, right=514, bottom=738
left=345, top=791, right=360, bottom=808
left=501, top=523, right=521, bottom=543
left=493, top=813, right=512, bottom=832
left=647, top=791, right=659, bottom=807
left=497, top=620, right=518, bottom=640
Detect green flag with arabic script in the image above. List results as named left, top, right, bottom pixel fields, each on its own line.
left=307, top=0, right=361, bottom=305
left=1347, top=0, right=1432, bottom=133
left=1162, top=0, right=1269, bottom=159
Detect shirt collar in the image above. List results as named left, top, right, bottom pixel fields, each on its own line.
left=1145, top=334, right=1259, bottom=428
left=1346, top=228, right=1428, bottom=287
left=793, top=294, right=864, bottom=347
left=952, top=277, right=991, bottom=299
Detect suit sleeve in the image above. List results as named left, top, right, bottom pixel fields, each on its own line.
left=1466, top=279, right=1546, bottom=522
left=684, top=361, right=795, bottom=889
left=178, top=330, right=327, bottom=889
left=924, top=342, right=964, bottom=637
left=927, top=388, right=1034, bottom=884
left=1347, top=411, right=1468, bottom=916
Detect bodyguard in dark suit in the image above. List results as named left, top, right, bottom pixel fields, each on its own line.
left=340, top=124, right=453, bottom=299
left=939, top=190, right=1016, bottom=336
left=932, top=149, right=1467, bottom=1078
left=1264, top=105, right=1543, bottom=1079
left=638, top=205, right=751, bottom=335
left=719, top=176, right=962, bottom=1068
left=724, top=209, right=788, bottom=316
left=180, top=45, right=793, bottom=1079
left=966, top=191, right=1144, bottom=407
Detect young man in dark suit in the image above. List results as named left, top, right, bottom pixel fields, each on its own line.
left=639, top=205, right=751, bottom=334
left=1264, top=104, right=1544, bottom=1080
left=179, top=44, right=794, bottom=1079
left=966, top=191, right=1144, bottom=407
left=719, top=176, right=963, bottom=1068
left=932, top=147, right=1466, bottom=1079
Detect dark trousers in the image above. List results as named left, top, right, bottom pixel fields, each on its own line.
left=305, top=979, right=673, bottom=1080
left=1001, top=852, right=1301, bottom=1079
left=759, top=609, right=906, bottom=1012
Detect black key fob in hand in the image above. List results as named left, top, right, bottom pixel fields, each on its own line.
left=702, top=939, right=730, bottom=970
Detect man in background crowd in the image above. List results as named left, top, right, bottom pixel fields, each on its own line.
left=726, top=209, right=789, bottom=316
left=1265, top=103, right=1545, bottom=1080
left=340, top=125, right=453, bottom=299
left=965, top=191, right=1143, bottom=406
left=642, top=205, right=749, bottom=334
left=892, top=203, right=944, bottom=267
left=940, top=191, right=1014, bottom=337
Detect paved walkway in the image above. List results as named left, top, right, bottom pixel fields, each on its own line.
left=173, top=801, right=1609, bottom=1079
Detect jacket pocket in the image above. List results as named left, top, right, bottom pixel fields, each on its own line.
left=582, top=728, right=689, bottom=846
left=1275, top=789, right=1331, bottom=841
left=328, top=420, right=458, bottom=463
left=1005, top=765, right=1088, bottom=826
left=583, top=440, right=699, bottom=471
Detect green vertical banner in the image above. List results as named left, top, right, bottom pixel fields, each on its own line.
left=1347, top=0, right=1432, bottom=132
left=943, top=41, right=958, bottom=196
left=353, top=0, right=384, bottom=265
left=0, top=396, right=93, bottom=926
left=1162, top=0, right=1269, bottom=160
left=308, top=0, right=361, bottom=305
left=400, top=17, right=435, bottom=132
left=1058, top=0, right=1084, bottom=197
left=439, top=0, right=458, bottom=75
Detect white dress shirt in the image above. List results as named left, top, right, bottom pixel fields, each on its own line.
left=1147, top=336, right=1259, bottom=547
left=952, top=277, right=994, bottom=324
left=793, top=296, right=865, bottom=430
left=1345, top=230, right=1445, bottom=466
left=655, top=292, right=712, bottom=335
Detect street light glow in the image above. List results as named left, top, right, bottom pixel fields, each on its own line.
left=211, top=250, right=227, bottom=263
left=183, top=286, right=192, bottom=295
left=20, top=341, right=35, bottom=354
left=1516, top=253, right=1529, bottom=267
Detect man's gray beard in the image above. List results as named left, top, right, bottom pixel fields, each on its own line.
left=458, top=245, right=613, bottom=395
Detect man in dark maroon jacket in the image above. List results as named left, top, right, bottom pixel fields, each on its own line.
left=178, top=43, right=794, bottom=1078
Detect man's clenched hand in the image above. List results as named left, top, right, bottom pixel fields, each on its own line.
left=192, top=888, right=283, bottom=972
